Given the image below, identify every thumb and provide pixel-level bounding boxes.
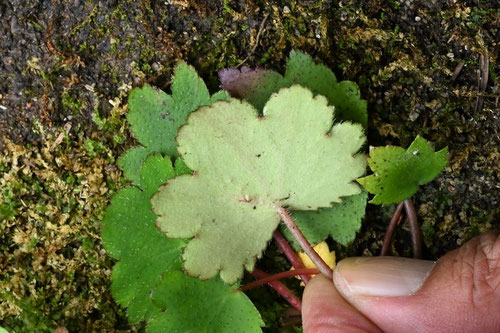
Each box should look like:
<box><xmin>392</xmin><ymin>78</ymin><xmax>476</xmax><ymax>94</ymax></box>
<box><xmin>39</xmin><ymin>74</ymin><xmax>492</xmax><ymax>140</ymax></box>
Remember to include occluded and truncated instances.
<box><xmin>333</xmin><ymin>231</ymin><xmax>500</xmax><ymax>333</ymax></box>
<box><xmin>302</xmin><ymin>274</ymin><xmax>382</xmax><ymax>332</ymax></box>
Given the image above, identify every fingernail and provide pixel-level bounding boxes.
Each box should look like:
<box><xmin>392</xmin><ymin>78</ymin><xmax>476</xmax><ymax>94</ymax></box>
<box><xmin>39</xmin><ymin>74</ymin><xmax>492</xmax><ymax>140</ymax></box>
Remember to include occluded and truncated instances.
<box><xmin>334</xmin><ymin>257</ymin><xmax>436</xmax><ymax>297</ymax></box>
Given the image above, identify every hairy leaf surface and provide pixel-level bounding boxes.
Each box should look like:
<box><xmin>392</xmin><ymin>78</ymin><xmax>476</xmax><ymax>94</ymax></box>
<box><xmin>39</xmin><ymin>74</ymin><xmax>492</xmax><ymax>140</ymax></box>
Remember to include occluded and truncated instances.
<box><xmin>147</xmin><ymin>271</ymin><xmax>263</xmax><ymax>333</ymax></box>
<box><xmin>358</xmin><ymin>136</ymin><xmax>448</xmax><ymax>205</ymax></box>
<box><xmin>219</xmin><ymin>50</ymin><xmax>367</xmax><ymax>127</ymax></box>
<box><xmin>119</xmin><ymin>62</ymin><xmax>229</xmax><ymax>183</ymax></box>
<box><xmin>220</xmin><ymin>51</ymin><xmax>368</xmax><ymax>249</ymax></box>
<box><xmin>152</xmin><ymin>86</ymin><xmax>366</xmax><ymax>283</ymax></box>
<box><xmin>102</xmin><ymin>155</ymin><xmax>188</xmax><ymax>323</ymax></box>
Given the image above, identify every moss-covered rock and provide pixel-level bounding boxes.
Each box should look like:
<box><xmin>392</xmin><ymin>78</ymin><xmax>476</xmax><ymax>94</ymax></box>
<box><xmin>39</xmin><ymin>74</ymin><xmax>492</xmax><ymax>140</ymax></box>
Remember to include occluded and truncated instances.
<box><xmin>0</xmin><ymin>0</ymin><xmax>498</xmax><ymax>331</ymax></box>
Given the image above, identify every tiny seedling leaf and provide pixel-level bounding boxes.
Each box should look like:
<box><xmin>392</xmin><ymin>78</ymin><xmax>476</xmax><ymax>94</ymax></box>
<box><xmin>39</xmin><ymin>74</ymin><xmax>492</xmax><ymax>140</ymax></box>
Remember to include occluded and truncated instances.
<box><xmin>102</xmin><ymin>154</ymin><xmax>188</xmax><ymax>323</ymax></box>
<box><xmin>152</xmin><ymin>85</ymin><xmax>366</xmax><ymax>283</ymax></box>
<box><xmin>120</xmin><ymin>62</ymin><xmax>229</xmax><ymax>184</ymax></box>
<box><xmin>219</xmin><ymin>50</ymin><xmax>367</xmax><ymax>127</ymax></box>
<box><xmin>147</xmin><ymin>271</ymin><xmax>263</xmax><ymax>333</ymax></box>
<box><xmin>282</xmin><ymin>191</ymin><xmax>368</xmax><ymax>248</ymax></box>
<box><xmin>357</xmin><ymin>136</ymin><xmax>448</xmax><ymax>205</ymax></box>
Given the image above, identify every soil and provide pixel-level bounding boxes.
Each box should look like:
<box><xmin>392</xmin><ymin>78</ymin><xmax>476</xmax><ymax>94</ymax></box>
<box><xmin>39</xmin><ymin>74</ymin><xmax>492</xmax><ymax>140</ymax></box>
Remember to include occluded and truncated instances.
<box><xmin>0</xmin><ymin>0</ymin><xmax>499</xmax><ymax>331</ymax></box>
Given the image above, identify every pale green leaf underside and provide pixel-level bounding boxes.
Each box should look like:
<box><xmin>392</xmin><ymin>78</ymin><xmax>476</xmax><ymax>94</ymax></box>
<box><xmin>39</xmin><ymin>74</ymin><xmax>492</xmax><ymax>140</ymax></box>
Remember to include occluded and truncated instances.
<box><xmin>121</xmin><ymin>62</ymin><xmax>229</xmax><ymax>184</ymax></box>
<box><xmin>147</xmin><ymin>271</ymin><xmax>263</xmax><ymax>333</ymax></box>
<box><xmin>102</xmin><ymin>155</ymin><xmax>186</xmax><ymax>323</ymax></box>
<box><xmin>152</xmin><ymin>85</ymin><xmax>366</xmax><ymax>283</ymax></box>
<box><xmin>283</xmin><ymin>191</ymin><xmax>368</xmax><ymax>248</ymax></box>
<box><xmin>358</xmin><ymin>136</ymin><xmax>448</xmax><ymax>205</ymax></box>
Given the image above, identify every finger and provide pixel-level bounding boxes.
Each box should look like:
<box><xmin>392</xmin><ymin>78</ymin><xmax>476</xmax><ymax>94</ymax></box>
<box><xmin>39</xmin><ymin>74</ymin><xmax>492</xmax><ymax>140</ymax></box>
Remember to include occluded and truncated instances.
<box><xmin>302</xmin><ymin>274</ymin><xmax>382</xmax><ymax>333</ymax></box>
<box><xmin>334</xmin><ymin>231</ymin><xmax>500</xmax><ymax>333</ymax></box>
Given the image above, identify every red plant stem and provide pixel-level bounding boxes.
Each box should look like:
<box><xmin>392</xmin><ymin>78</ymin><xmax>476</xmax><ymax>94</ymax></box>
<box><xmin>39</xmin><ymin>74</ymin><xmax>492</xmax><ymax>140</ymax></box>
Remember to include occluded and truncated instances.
<box><xmin>248</xmin><ymin>269</ymin><xmax>304</xmax><ymax>311</ymax></box>
<box><xmin>381</xmin><ymin>202</ymin><xmax>404</xmax><ymax>256</ymax></box>
<box><xmin>277</xmin><ymin>207</ymin><xmax>333</xmax><ymax>279</ymax></box>
<box><xmin>404</xmin><ymin>199</ymin><xmax>422</xmax><ymax>259</ymax></box>
<box><xmin>273</xmin><ymin>231</ymin><xmax>311</xmax><ymax>284</ymax></box>
<box><xmin>243</xmin><ymin>268</ymin><xmax>320</xmax><ymax>292</ymax></box>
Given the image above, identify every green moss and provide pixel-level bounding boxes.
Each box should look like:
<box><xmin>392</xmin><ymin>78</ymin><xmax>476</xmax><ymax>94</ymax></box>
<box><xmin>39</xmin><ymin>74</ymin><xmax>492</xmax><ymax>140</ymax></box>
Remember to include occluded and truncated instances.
<box><xmin>0</xmin><ymin>201</ymin><xmax>18</xmax><ymax>220</ymax></box>
<box><xmin>83</xmin><ymin>139</ymin><xmax>105</xmax><ymax>157</ymax></box>
<box><xmin>0</xmin><ymin>117</ymin><xmax>130</xmax><ymax>331</ymax></box>
<box><xmin>61</xmin><ymin>91</ymin><xmax>83</xmax><ymax>112</ymax></box>
<box><xmin>223</xmin><ymin>0</ymin><xmax>232</xmax><ymax>15</ymax></box>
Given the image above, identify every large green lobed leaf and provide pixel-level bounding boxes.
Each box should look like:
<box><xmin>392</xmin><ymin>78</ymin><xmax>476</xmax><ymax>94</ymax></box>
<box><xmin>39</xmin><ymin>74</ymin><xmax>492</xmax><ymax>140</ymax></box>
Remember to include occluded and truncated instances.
<box><xmin>102</xmin><ymin>155</ymin><xmax>187</xmax><ymax>323</ymax></box>
<box><xmin>103</xmin><ymin>155</ymin><xmax>262</xmax><ymax>330</ymax></box>
<box><xmin>119</xmin><ymin>62</ymin><xmax>229</xmax><ymax>184</ymax></box>
<box><xmin>152</xmin><ymin>85</ymin><xmax>366</xmax><ymax>283</ymax></box>
<box><xmin>147</xmin><ymin>271</ymin><xmax>263</xmax><ymax>333</ymax></box>
<box><xmin>358</xmin><ymin>136</ymin><xmax>448</xmax><ymax>205</ymax></box>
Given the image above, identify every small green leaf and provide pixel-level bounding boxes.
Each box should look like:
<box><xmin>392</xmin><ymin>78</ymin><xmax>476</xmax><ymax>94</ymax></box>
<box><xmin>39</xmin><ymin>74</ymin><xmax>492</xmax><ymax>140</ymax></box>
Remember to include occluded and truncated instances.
<box><xmin>358</xmin><ymin>136</ymin><xmax>448</xmax><ymax>205</ymax></box>
<box><xmin>147</xmin><ymin>271</ymin><xmax>263</xmax><ymax>333</ymax></box>
<box><xmin>121</xmin><ymin>62</ymin><xmax>229</xmax><ymax>183</ymax></box>
<box><xmin>102</xmin><ymin>155</ymin><xmax>186</xmax><ymax>323</ymax></box>
<box><xmin>152</xmin><ymin>86</ymin><xmax>366</xmax><ymax>283</ymax></box>
<box><xmin>219</xmin><ymin>50</ymin><xmax>367</xmax><ymax>127</ymax></box>
<box><xmin>283</xmin><ymin>191</ymin><xmax>368</xmax><ymax>248</ymax></box>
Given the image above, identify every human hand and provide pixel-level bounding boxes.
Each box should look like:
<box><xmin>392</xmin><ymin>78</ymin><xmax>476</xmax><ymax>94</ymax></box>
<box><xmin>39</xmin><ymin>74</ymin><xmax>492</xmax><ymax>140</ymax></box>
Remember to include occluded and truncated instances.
<box><xmin>302</xmin><ymin>231</ymin><xmax>500</xmax><ymax>332</ymax></box>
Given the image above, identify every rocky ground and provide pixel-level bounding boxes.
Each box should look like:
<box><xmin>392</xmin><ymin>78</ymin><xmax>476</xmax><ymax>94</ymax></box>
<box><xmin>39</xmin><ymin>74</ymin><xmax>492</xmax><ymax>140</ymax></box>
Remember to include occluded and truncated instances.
<box><xmin>0</xmin><ymin>0</ymin><xmax>499</xmax><ymax>331</ymax></box>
